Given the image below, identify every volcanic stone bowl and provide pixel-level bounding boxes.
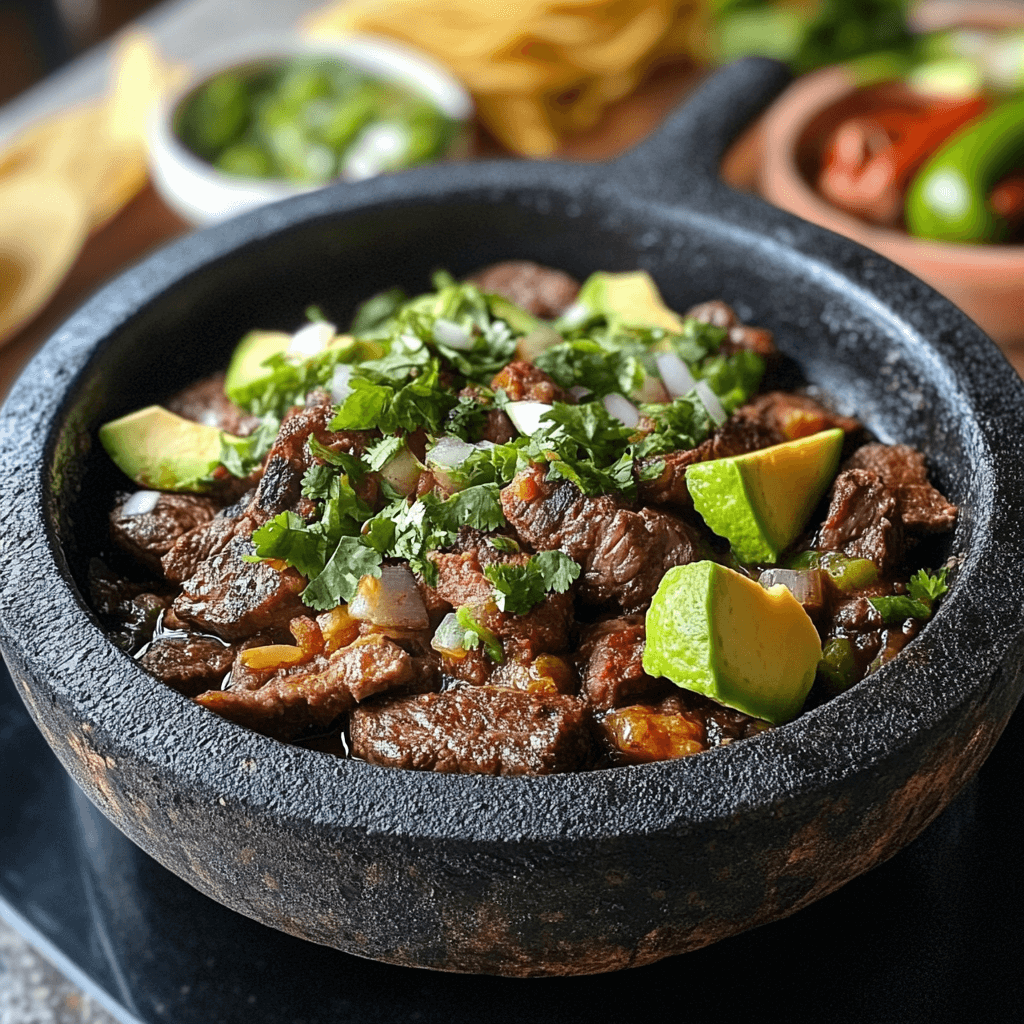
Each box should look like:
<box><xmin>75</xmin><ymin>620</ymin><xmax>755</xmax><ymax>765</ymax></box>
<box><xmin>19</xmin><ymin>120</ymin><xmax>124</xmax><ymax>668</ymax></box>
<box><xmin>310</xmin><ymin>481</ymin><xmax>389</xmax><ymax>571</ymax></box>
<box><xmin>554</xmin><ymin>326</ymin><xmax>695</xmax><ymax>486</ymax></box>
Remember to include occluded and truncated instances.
<box><xmin>2</xmin><ymin>59</ymin><xmax>1024</xmax><ymax>978</ymax></box>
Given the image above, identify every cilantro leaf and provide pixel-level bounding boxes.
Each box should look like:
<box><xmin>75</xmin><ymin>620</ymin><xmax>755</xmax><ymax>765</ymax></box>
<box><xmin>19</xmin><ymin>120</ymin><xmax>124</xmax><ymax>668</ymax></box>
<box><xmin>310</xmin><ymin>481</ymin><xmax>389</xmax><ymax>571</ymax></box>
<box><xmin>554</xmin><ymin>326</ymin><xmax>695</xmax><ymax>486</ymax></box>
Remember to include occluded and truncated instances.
<box><xmin>908</xmin><ymin>567</ymin><xmax>949</xmax><ymax>604</ymax></box>
<box><xmin>534</xmin><ymin>338</ymin><xmax>641</xmax><ymax>398</ymax></box>
<box><xmin>868</xmin><ymin>595</ymin><xmax>932</xmax><ymax>625</ymax></box>
<box><xmin>483</xmin><ymin>551</ymin><xmax>580</xmax><ymax>615</ymax></box>
<box><xmin>632</xmin><ymin>395</ymin><xmax>712</xmax><ymax>459</ymax></box>
<box><xmin>219</xmin><ymin>414</ymin><xmax>279</xmax><ymax>478</ymax></box>
<box><xmin>362</xmin><ymin>435</ymin><xmax>406</xmax><ymax>472</ymax></box>
<box><xmin>301</xmin><ymin>536</ymin><xmax>382</xmax><ymax>610</ymax></box>
<box><xmin>422</xmin><ymin>484</ymin><xmax>506</xmax><ymax>536</ymax></box>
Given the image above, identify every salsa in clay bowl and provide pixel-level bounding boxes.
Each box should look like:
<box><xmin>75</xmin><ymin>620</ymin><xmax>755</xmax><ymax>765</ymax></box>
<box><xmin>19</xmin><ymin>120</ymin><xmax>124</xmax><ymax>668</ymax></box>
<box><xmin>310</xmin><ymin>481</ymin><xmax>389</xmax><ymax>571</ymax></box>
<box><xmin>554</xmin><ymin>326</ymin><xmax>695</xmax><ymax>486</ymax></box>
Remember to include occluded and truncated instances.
<box><xmin>0</xmin><ymin>59</ymin><xmax>1023</xmax><ymax>977</ymax></box>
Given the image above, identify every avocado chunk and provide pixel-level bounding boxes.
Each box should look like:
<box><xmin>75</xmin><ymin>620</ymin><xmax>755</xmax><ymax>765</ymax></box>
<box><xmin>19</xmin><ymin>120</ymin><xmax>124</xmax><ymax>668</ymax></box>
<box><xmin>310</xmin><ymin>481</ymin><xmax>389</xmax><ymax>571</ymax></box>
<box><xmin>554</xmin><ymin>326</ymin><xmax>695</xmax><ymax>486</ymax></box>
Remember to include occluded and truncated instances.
<box><xmin>485</xmin><ymin>293</ymin><xmax>542</xmax><ymax>335</ymax></box>
<box><xmin>224</xmin><ymin>328</ymin><xmax>356</xmax><ymax>408</ymax></box>
<box><xmin>643</xmin><ymin>561</ymin><xmax>822</xmax><ymax>724</ymax></box>
<box><xmin>685</xmin><ymin>428</ymin><xmax>844</xmax><ymax>564</ymax></box>
<box><xmin>99</xmin><ymin>406</ymin><xmax>234</xmax><ymax>492</ymax></box>
<box><xmin>576</xmin><ymin>270</ymin><xmax>683</xmax><ymax>332</ymax></box>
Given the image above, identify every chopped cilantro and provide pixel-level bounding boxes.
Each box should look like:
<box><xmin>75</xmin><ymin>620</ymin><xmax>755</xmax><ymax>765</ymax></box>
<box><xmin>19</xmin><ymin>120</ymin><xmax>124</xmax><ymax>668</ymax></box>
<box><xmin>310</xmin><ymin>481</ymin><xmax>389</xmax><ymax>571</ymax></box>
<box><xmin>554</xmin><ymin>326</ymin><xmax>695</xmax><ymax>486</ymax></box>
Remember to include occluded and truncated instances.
<box><xmin>487</xmin><ymin>536</ymin><xmax>520</xmax><ymax>554</ymax></box>
<box><xmin>632</xmin><ymin>395</ymin><xmax>712</xmax><ymax>460</ymax></box>
<box><xmin>331</xmin><ymin>361</ymin><xmax>456</xmax><ymax>435</ymax></box>
<box><xmin>534</xmin><ymin>338</ymin><xmax>641</xmax><ymax>398</ymax></box>
<box><xmin>301</xmin><ymin>536</ymin><xmax>382</xmax><ymax>610</ymax></box>
<box><xmin>869</xmin><ymin>568</ymin><xmax>949</xmax><ymax>625</ymax></box>
<box><xmin>349</xmin><ymin>287</ymin><xmax>406</xmax><ymax>334</ymax></box>
<box><xmin>483</xmin><ymin>550</ymin><xmax>581</xmax><ymax>615</ymax></box>
<box><xmin>219</xmin><ymin>414</ymin><xmax>279</xmax><ymax>478</ymax></box>
<box><xmin>908</xmin><ymin>567</ymin><xmax>949</xmax><ymax>604</ymax></box>
<box><xmin>362</xmin><ymin>435</ymin><xmax>406</xmax><ymax>472</ymax></box>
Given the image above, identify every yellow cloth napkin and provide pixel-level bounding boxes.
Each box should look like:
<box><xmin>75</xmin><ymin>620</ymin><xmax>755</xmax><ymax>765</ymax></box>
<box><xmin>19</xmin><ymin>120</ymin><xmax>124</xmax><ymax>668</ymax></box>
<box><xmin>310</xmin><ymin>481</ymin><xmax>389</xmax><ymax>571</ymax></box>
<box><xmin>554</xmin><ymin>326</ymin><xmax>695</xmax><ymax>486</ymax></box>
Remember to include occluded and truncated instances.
<box><xmin>304</xmin><ymin>0</ymin><xmax>708</xmax><ymax>156</ymax></box>
<box><xmin>0</xmin><ymin>31</ymin><xmax>186</xmax><ymax>343</ymax></box>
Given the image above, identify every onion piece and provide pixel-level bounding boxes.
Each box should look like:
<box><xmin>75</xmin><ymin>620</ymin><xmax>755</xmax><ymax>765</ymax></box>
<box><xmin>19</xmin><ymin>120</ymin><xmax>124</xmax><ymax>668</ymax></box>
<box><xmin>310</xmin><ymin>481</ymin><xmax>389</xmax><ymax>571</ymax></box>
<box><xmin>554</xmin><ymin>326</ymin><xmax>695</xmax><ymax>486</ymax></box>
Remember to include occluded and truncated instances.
<box><xmin>349</xmin><ymin>565</ymin><xmax>429</xmax><ymax>631</ymax></box>
<box><xmin>558</xmin><ymin>301</ymin><xmax>590</xmax><ymax>328</ymax></box>
<box><xmin>427</xmin><ymin>435</ymin><xmax>476</xmax><ymax>469</ymax></box>
<box><xmin>655</xmin><ymin>351</ymin><xmax>697</xmax><ymax>398</ymax></box>
<box><xmin>433</xmin><ymin>318</ymin><xmax>474</xmax><ymax>351</ymax></box>
<box><xmin>568</xmin><ymin>384</ymin><xmax>591</xmax><ymax>402</ymax></box>
<box><xmin>602</xmin><ymin>392</ymin><xmax>640</xmax><ymax>428</ymax></box>
<box><xmin>431</xmin><ymin>611</ymin><xmax>468</xmax><ymax>656</ymax></box>
<box><xmin>121</xmin><ymin>490</ymin><xmax>161</xmax><ymax>516</ymax></box>
<box><xmin>505</xmin><ymin>400</ymin><xmax>553</xmax><ymax>437</ymax></box>
<box><xmin>759</xmin><ymin>568</ymin><xmax>825</xmax><ymax>610</ymax></box>
<box><xmin>380</xmin><ymin>445</ymin><xmax>422</xmax><ymax>496</ymax></box>
<box><xmin>288</xmin><ymin>321</ymin><xmax>335</xmax><ymax>358</ymax></box>
<box><xmin>516</xmin><ymin>325</ymin><xmax>562</xmax><ymax>363</ymax></box>
<box><xmin>330</xmin><ymin>363</ymin><xmax>354</xmax><ymax>404</ymax></box>
<box><xmin>695</xmin><ymin>380</ymin><xmax>728</xmax><ymax>426</ymax></box>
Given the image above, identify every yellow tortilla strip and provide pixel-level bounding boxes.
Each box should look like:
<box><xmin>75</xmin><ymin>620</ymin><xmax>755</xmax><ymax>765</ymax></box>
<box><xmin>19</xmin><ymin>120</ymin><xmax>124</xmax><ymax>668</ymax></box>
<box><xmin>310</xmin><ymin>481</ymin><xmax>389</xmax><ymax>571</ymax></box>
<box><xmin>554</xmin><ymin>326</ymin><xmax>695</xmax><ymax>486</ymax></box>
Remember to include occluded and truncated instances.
<box><xmin>0</xmin><ymin>173</ymin><xmax>89</xmax><ymax>342</ymax></box>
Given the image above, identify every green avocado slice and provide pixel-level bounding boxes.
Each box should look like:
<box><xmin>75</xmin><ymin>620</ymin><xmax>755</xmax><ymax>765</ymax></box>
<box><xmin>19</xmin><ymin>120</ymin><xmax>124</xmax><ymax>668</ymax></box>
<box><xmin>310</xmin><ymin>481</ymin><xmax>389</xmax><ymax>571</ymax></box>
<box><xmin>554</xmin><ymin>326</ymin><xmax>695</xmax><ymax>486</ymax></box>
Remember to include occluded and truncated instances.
<box><xmin>99</xmin><ymin>406</ymin><xmax>236</xmax><ymax>493</ymax></box>
<box><xmin>575</xmin><ymin>270</ymin><xmax>684</xmax><ymax>332</ymax></box>
<box><xmin>685</xmin><ymin>428</ymin><xmax>844</xmax><ymax>564</ymax></box>
<box><xmin>643</xmin><ymin>561</ymin><xmax>822</xmax><ymax>724</ymax></box>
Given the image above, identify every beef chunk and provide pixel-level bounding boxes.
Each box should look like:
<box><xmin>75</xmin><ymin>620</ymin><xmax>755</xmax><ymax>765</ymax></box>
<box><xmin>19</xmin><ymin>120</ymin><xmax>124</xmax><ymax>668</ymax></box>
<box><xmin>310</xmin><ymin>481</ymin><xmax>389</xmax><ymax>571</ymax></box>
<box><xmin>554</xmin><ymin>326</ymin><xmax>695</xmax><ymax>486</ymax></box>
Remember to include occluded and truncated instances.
<box><xmin>576</xmin><ymin>617</ymin><xmax>667</xmax><ymax>709</ymax></box>
<box><xmin>196</xmin><ymin>636</ymin><xmax>420</xmax><ymax>741</ymax></box>
<box><xmin>502</xmin><ymin>467</ymin><xmax>704</xmax><ymax>612</ymax></box>
<box><xmin>165</xmin><ymin>371</ymin><xmax>260</xmax><ymax>436</ymax></box>
<box><xmin>683</xmin><ymin>299</ymin><xmax>777</xmax><ymax>359</ymax></box>
<box><xmin>843</xmin><ymin>444</ymin><xmax>957</xmax><ymax>533</ymax></box>
<box><xmin>744</xmin><ymin>391</ymin><xmax>861</xmax><ymax>441</ymax></box>
<box><xmin>139</xmin><ymin>634</ymin><xmax>235</xmax><ymax>696</ymax></box>
<box><xmin>637</xmin><ymin>409</ymin><xmax>783</xmax><ymax>509</ymax></box>
<box><xmin>490</xmin><ymin>361</ymin><xmax>567</xmax><ymax>403</ymax></box>
<box><xmin>88</xmin><ymin>559</ymin><xmax>169</xmax><ymax>650</ymax></box>
<box><xmin>350</xmin><ymin>686</ymin><xmax>593</xmax><ymax>775</ymax></box>
<box><xmin>818</xmin><ymin>445</ymin><xmax>957</xmax><ymax>569</ymax></box>
<box><xmin>172</xmin><ymin>533</ymin><xmax>307</xmax><ymax>641</ymax></box>
<box><xmin>818</xmin><ymin>468</ymin><xmax>904</xmax><ymax>570</ymax></box>
<box><xmin>110</xmin><ymin>493</ymin><xmax>221</xmax><ymax>573</ymax></box>
<box><xmin>467</xmin><ymin>261</ymin><xmax>580</xmax><ymax>318</ymax></box>
<box><xmin>161</xmin><ymin>514</ymin><xmax>245</xmax><ymax>583</ymax></box>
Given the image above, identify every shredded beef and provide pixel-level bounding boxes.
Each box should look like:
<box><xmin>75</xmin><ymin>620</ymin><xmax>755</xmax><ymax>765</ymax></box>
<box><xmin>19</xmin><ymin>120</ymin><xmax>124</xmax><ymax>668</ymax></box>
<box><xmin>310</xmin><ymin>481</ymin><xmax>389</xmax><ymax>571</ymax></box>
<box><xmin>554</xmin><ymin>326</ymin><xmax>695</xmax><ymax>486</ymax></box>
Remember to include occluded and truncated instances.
<box><xmin>350</xmin><ymin>685</ymin><xmax>594</xmax><ymax>775</ymax></box>
<box><xmin>467</xmin><ymin>261</ymin><xmax>580</xmax><ymax>319</ymax></box>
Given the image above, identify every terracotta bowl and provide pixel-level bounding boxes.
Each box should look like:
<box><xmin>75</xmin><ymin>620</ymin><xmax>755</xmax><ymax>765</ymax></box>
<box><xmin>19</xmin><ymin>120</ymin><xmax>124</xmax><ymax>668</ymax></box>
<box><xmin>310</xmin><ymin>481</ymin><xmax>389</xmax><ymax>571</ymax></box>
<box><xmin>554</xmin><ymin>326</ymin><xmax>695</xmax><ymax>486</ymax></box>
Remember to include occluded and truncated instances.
<box><xmin>757</xmin><ymin>63</ymin><xmax>1024</xmax><ymax>363</ymax></box>
<box><xmin>2</xmin><ymin>60</ymin><xmax>1024</xmax><ymax>977</ymax></box>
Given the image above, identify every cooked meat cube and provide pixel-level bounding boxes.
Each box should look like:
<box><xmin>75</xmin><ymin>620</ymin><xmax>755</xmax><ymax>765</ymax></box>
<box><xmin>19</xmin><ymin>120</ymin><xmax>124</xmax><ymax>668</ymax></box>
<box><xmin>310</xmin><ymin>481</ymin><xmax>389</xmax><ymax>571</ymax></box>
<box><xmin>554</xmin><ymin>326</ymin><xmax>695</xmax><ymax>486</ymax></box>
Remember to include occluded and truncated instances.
<box><xmin>743</xmin><ymin>391</ymin><xmax>861</xmax><ymax>442</ymax></box>
<box><xmin>490</xmin><ymin>361</ymin><xmax>567</xmax><ymax>403</ymax></box>
<box><xmin>172</xmin><ymin>534</ymin><xmax>307</xmax><ymax>641</ymax></box>
<box><xmin>161</xmin><ymin>514</ymin><xmax>246</xmax><ymax>583</ymax></box>
<box><xmin>88</xmin><ymin>558</ymin><xmax>169</xmax><ymax>650</ymax></box>
<box><xmin>843</xmin><ymin>443</ymin><xmax>958</xmax><ymax>533</ymax></box>
<box><xmin>683</xmin><ymin>299</ymin><xmax>777</xmax><ymax>358</ymax></box>
<box><xmin>110</xmin><ymin>492</ymin><xmax>221</xmax><ymax>573</ymax></box>
<box><xmin>351</xmin><ymin>686</ymin><xmax>593</xmax><ymax>775</ymax></box>
<box><xmin>501</xmin><ymin>466</ymin><xmax>704</xmax><ymax>612</ymax></box>
<box><xmin>139</xmin><ymin>634</ymin><xmax>236</xmax><ymax>696</ymax></box>
<box><xmin>165</xmin><ymin>371</ymin><xmax>260</xmax><ymax>436</ymax></box>
<box><xmin>467</xmin><ymin>260</ymin><xmax>580</xmax><ymax>319</ymax></box>
<box><xmin>482</xmin><ymin>409</ymin><xmax>516</xmax><ymax>444</ymax></box>
<box><xmin>576</xmin><ymin>617</ymin><xmax>668</xmax><ymax>709</ymax></box>
<box><xmin>819</xmin><ymin>445</ymin><xmax>957</xmax><ymax>569</ymax></box>
<box><xmin>196</xmin><ymin>635</ymin><xmax>420</xmax><ymax>741</ymax></box>
<box><xmin>637</xmin><ymin>410</ymin><xmax>783</xmax><ymax>509</ymax></box>
<box><xmin>818</xmin><ymin>468</ymin><xmax>904</xmax><ymax>570</ymax></box>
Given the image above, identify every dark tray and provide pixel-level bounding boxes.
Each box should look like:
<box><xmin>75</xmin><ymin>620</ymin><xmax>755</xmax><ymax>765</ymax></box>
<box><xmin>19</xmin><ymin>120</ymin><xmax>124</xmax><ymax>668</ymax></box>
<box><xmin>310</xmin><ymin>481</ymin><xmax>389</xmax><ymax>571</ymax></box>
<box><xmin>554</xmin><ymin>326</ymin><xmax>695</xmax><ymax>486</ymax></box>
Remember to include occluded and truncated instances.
<box><xmin>2</xmin><ymin>653</ymin><xmax>1022</xmax><ymax>1024</ymax></box>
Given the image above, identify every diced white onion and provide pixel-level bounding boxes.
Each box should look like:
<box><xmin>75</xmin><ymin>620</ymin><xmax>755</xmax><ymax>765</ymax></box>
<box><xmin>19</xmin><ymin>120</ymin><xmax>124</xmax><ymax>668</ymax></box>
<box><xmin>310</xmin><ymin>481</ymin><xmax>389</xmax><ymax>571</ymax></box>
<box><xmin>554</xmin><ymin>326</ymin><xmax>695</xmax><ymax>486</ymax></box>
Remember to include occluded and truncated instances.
<box><xmin>432</xmin><ymin>318</ymin><xmax>474</xmax><ymax>351</ymax></box>
<box><xmin>655</xmin><ymin>352</ymin><xmax>697</xmax><ymax>398</ymax></box>
<box><xmin>431</xmin><ymin>611</ymin><xmax>467</xmax><ymax>655</ymax></box>
<box><xmin>695</xmin><ymin>380</ymin><xmax>728</xmax><ymax>425</ymax></box>
<box><xmin>602</xmin><ymin>392</ymin><xmax>640</xmax><ymax>429</ymax></box>
<box><xmin>504</xmin><ymin>400</ymin><xmax>553</xmax><ymax>437</ymax></box>
<box><xmin>427</xmin><ymin>435</ymin><xmax>476</xmax><ymax>469</ymax></box>
<box><xmin>349</xmin><ymin>565</ymin><xmax>429</xmax><ymax>630</ymax></box>
<box><xmin>380</xmin><ymin>446</ymin><xmax>422</xmax><ymax>496</ymax></box>
<box><xmin>330</xmin><ymin>363</ymin><xmax>354</xmax><ymax>403</ymax></box>
<box><xmin>759</xmin><ymin>568</ymin><xmax>824</xmax><ymax>607</ymax></box>
<box><xmin>121</xmin><ymin>490</ymin><xmax>161</xmax><ymax>516</ymax></box>
<box><xmin>288</xmin><ymin>321</ymin><xmax>336</xmax><ymax>358</ymax></box>
<box><xmin>568</xmin><ymin>384</ymin><xmax>591</xmax><ymax>402</ymax></box>
<box><xmin>559</xmin><ymin>301</ymin><xmax>590</xmax><ymax>328</ymax></box>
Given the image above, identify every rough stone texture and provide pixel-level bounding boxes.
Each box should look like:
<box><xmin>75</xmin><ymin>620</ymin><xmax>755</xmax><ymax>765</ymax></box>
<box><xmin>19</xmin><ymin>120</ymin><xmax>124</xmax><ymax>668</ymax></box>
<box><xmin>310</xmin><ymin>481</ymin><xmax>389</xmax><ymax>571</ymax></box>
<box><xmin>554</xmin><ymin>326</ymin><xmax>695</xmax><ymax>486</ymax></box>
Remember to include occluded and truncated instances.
<box><xmin>1</xmin><ymin>58</ymin><xmax>1024</xmax><ymax>977</ymax></box>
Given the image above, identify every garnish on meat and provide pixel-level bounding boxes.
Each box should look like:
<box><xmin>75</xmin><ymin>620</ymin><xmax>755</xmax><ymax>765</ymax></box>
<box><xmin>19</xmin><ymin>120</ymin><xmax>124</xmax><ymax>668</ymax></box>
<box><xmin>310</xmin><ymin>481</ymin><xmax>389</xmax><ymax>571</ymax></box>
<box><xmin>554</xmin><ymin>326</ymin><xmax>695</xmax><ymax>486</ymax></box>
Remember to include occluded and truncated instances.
<box><xmin>93</xmin><ymin>261</ymin><xmax>958</xmax><ymax>774</ymax></box>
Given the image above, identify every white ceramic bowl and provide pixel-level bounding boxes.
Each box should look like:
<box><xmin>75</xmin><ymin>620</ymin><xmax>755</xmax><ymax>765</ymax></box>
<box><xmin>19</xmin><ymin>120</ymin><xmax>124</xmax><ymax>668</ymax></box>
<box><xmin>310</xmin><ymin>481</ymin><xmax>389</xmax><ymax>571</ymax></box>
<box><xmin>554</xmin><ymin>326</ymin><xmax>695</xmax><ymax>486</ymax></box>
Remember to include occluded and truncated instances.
<box><xmin>147</xmin><ymin>34</ymin><xmax>473</xmax><ymax>227</ymax></box>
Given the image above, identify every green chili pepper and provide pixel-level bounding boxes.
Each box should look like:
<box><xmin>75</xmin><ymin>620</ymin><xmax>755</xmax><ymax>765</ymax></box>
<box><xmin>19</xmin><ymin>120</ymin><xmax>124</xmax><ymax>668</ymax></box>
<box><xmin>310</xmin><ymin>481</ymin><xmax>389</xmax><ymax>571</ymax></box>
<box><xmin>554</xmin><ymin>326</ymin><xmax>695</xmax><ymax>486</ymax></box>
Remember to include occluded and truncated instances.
<box><xmin>905</xmin><ymin>97</ymin><xmax>1024</xmax><ymax>243</ymax></box>
<box><xmin>817</xmin><ymin>637</ymin><xmax>858</xmax><ymax>696</ymax></box>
